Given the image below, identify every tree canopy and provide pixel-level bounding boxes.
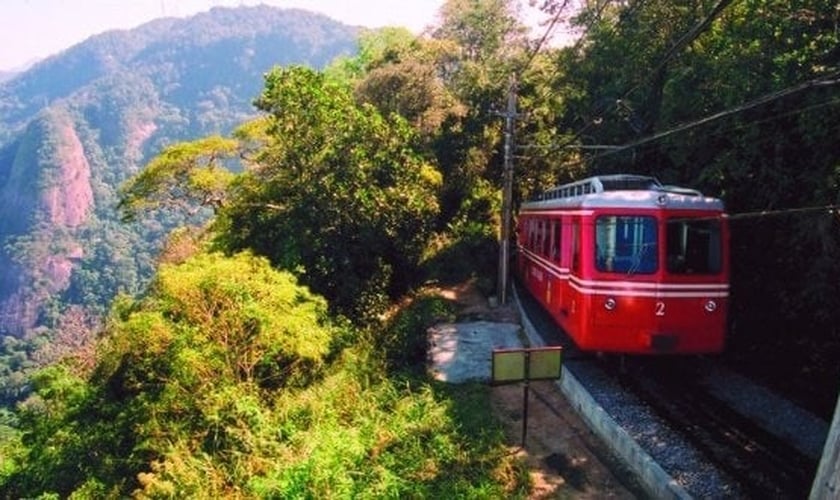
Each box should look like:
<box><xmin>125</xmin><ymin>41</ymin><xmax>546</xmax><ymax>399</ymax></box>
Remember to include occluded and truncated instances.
<box><xmin>217</xmin><ymin>66</ymin><xmax>443</xmax><ymax>320</ymax></box>
<box><xmin>2</xmin><ymin>250</ymin><xmax>528</xmax><ymax>498</ymax></box>
<box><xmin>117</xmin><ymin>135</ymin><xmax>239</xmax><ymax>221</ymax></box>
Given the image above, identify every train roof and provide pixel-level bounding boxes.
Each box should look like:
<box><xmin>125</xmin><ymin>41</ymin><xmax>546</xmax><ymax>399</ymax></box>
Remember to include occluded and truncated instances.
<box><xmin>521</xmin><ymin>174</ymin><xmax>725</xmax><ymax>212</ymax></box>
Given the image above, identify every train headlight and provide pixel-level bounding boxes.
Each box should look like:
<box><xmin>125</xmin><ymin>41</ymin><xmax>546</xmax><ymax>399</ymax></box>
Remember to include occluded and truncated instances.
<box><xmin>604</xmin><ymin>297</ymin><xmax>617</xmax><ymax>311</ymax></box>
<box><xmin>704</xmin><ymin>300</ymin><xmax>718</xmax><ymax>313</ymax></box>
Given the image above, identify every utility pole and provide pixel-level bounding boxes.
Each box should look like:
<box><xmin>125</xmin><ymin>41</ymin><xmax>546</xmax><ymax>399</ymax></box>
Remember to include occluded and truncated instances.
<box><xmin>498</xmin><ymin>75</ymin><xmax>518</xmax><ymax>305</ymax></box>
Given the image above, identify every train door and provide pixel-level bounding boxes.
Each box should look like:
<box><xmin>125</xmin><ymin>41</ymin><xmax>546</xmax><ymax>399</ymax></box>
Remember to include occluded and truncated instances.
<box><xmin>571</xmin><ymin>218</ymin><xmax>580</xmax><ymax>275</ymax></box>
<box><xmin>519</xmin><ymin>215</ymin><xmax>536</xmax><ymax>280</ymax></box>
<box><xmin>516</xmin><ymin>215</ymin><xmax>529</xmax><ymax>278</ymax></box>
<box><xmin>545</xmin><ymin>218</ymin><xmax>562</xmax><ymax>310</ymax></box>
<box><xmin>562</xmin><ymin>217</ymin><xmax>582</xmax><ymax>338</ymax></box>
<box><xmin>522</xmin><ymin>216</ymin><xmax>550</xmax><ymax>308</ymax></box>
<box><xmin>538</xmin><ymin>217</ymin><xmax>551</xmax><ymax>306</ymax></box>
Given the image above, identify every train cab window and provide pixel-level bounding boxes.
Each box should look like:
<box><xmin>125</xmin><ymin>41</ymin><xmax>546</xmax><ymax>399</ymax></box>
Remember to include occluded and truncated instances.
<box><xmin>596</xmin><ymin>216</ymin><xmax>658</xmax><ymax>274</ymax></box>
<box><xmin>667</xmin><ymin>218</ymin><xmax>722</xmax><ymax>274</ymax></box>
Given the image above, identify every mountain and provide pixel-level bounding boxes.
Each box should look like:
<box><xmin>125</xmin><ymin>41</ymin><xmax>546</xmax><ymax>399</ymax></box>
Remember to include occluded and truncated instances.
<box><xmin>0</xmin><ymin>6</ymin><xmax>360</xmax><ymax>337</ymax></box>
<box><xmin>0</xmin><ymin>70</ymin><xmax>19</xmax><ymax>83</ymax></box>
<box><xmin>0</xmin><ymin>58</ymin><xmax>38</xmax><ymax>83</ymax></box>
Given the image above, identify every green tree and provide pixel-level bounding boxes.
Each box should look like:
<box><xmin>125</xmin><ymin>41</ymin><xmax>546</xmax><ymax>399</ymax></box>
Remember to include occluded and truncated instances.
<box><xmin>434</xmin><ymin>0</ymin><xmax>528</xmax><ymax>64</ymax></box>
<box><xmin>2</xmin><ymin>251</ymin><xmax>529</xmax><ymax>498</ymax></box>
<box><xmin>218</xmin><ymin>66</ymin><xmax>442</xmax><ymax>321</ymax></box>
<box><xmin>350</xmin><ymin>30</ymin><xmax>467</xmax><ymax>136</ymax></box>
<box><xmin>3</xmin><ymin>252</ymin><xmax>339</xmax><ymax>497</ymax></box>
<box><xmin>427</xmin><ymin>0</ymin><xmax>529</xmax><ymax>226</ymax></box>
<box><xmin>117</xmin><ymin>135</ymin><xmax>239</xmax><ymax>222</ymax></box>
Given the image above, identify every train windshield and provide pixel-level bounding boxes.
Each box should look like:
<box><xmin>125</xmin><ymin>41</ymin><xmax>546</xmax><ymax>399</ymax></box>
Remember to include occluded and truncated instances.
<box><xmin>595</xmin><ymin>216</ymin><xmax>658</xmax><ymax>274</ymax></box>
<box><xmin>666</xmin><ymin>217</ymin><xmax>722</xmax><ymax>274</ymax></box>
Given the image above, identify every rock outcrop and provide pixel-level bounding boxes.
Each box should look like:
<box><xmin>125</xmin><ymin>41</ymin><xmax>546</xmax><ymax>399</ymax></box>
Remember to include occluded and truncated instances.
<box><xmin>0</xmin><ymin>108</ymin><xmax>92</xmax><ymax>335</ymax></box>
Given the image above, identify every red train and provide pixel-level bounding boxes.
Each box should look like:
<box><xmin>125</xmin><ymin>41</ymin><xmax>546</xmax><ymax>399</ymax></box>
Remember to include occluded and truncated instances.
<box><xmin>515</xmin><ymin>174</ymin><xmax>729</xmax><ymax>354</ymax></box>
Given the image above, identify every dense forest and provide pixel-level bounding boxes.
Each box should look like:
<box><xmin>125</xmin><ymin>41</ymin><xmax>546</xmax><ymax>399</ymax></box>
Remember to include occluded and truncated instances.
<box><xmin>0</xmin><ymin>6</ymin><xmax>359</xmax><ymax>402</ymax></box>
<box><xmin>0</xmin><ymin>5</ymin><xmax>359</xmax><ymax>331</ymax></box>
<box><xmin>1</xmin><ymin>0</ymin><xmax>839</xmax><ymax>497</ymax></box>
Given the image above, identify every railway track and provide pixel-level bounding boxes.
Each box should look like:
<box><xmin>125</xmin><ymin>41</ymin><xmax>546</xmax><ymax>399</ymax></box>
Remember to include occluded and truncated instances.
<box><xmin>609</xmin><ymin>358</ymin><xmax>818</xmax><ymax>498</ymax></box>
<box><xmin>514</xmin><ymin>280</ymin><xmax>823</xmax><ymax>498</ymax></box>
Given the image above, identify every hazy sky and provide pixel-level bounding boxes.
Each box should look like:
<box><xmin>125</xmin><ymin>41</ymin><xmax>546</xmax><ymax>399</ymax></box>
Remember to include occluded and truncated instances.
<box><xmin>0</xmin><ymin>0</ymin><xmax>450</xmax><ymax>71</ymax></box>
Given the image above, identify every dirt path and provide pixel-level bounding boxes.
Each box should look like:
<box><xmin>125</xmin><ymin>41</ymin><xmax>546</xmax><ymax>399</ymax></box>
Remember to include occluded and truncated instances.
<box><xmin>435</xmin><ymin>280</ymin><xmax>644</xmax><ymax>499</ymax></box>
<box><xmin>491</xmin><ymin>381</ymin><xmax>642</xmax><ymax>499</ymax></box>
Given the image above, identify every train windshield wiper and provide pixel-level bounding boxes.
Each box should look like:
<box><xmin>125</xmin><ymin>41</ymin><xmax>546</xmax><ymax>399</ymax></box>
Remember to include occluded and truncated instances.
<box><xmin>627</xmin><ymin>243</ymin><xmax>649</xmax><ymax>275</ymax></box>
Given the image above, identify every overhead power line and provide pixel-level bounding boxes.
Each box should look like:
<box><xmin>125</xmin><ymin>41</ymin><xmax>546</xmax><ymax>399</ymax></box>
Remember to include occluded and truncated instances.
<box><xmin>622</xmin><ymin>0</ymin><xmax>734</xmax><ymax>99</ymax></box>
<box><xmin>539</xmin><ymin>0</ymin><xmax>735</xmax><ymax>154</ymax></box>
<box><xmin>727</xmin><ymin>204</ymin><xmax>840</xmax><ymax>221</ymax></box>
<box><xmin>522</xmin><ymin>71</ymin><xmax>840</xmax><ymax>164</ymax></box>
<box><xmin>578</xmin><ymin>71</ymin><xmax>840</xmax><ymax>163</ymax></box>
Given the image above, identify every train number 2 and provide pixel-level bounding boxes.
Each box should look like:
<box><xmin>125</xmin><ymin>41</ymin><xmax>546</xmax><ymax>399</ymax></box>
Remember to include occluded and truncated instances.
<box><xmin>655</xmin><ymin>301</ymin><xmax>666</xmax><ymax>316</ymax></box>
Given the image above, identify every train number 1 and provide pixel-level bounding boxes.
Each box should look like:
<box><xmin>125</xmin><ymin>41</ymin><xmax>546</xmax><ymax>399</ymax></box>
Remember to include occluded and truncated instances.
<box><xmin>655</xmin><ymin>301</ymin><xmax>666</xmax><ymax>316</ymax></box>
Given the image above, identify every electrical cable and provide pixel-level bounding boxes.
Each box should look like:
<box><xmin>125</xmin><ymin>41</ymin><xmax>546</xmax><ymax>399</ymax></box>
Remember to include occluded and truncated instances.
<box><xmin>621</xmin><ymin>0</ymin><xmax>733</xmax><ymax>100</ymax></box>
<box><xmin>575</xmin><ymin>71</ymin><xmax>840</xmax><ymax>164</ymax></box>
<box><xmin>520</xmin><ymin>0</ymin><xmax>736</xmax><ymax>158</ymax></box>
<box><xmin>727</xmin><ymin>204</ymin><xmax>840</xmax><ymax>221</ymax></box>
<box><xmin>521</xmin><ymin>73</ymin><xmax>840</xmax><ymax>166</ymax></box>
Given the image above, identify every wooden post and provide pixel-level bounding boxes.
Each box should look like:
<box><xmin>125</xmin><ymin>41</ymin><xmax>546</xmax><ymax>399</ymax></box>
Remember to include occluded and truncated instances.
<box><xmin>810</xmin><ymin>389</ymin><xmax>840</xmax><ymax>499</ymax></box>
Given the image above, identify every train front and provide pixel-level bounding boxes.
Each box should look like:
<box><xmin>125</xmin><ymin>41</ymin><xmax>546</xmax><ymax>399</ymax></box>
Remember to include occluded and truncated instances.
<box><xmin>587</xmin><ymin>190</ymin><xmax>730</xmax><ymax>354</ymax></box>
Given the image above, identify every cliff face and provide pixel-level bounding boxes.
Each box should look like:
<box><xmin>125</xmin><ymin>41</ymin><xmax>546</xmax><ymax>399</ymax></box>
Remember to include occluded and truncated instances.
<box><xmin>0</xmin><ymin>108</ymin><xmax>93</xmax><ymax>335</ymax></box>
<box><xmin>43</xmin><ymin>118</ymin><xmax>93</xmax><ymax>228</ymax></box>
<box><xmin>0</xmin><ymin>5</ymin><xmax>358</xmax><ymax>337</ymax></box>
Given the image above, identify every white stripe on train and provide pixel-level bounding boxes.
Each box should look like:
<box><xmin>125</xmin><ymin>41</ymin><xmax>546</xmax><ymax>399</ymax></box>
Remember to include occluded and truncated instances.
<box><xmin>520</xmin><ymin>252</ymin><xmax>729</xmax><ymax>297</ymax></box>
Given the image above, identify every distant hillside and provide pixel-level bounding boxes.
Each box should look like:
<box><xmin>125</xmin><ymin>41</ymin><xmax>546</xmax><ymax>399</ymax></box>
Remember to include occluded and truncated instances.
<box><xmin>0</xmin><ymin>70</ymin><xmax>19</xmax><ymax>83</ymax></box>
<box><xmin>0</xmin><ymin>5</ymin><xmax>359</xmax><ymax>336</ymax></box>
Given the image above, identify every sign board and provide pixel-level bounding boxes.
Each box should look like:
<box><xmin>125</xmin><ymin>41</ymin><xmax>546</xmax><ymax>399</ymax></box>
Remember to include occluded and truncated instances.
<box><xmin>492</xmin><ymin>346</ymin><xmax>563</xmax><ymax>384</ymax></box>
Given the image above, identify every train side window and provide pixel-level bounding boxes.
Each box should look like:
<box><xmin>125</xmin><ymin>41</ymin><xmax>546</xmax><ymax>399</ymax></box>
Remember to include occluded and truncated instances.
<box><xmin>528</xmin><ymin>220</ymin><xmax>536</xmax><ymax>250</ymax></box>
<box><xmin>667</xmin><ymin>218</ymin><xmax>722</xmax><ymax>274</ymax></box>
<box><xmin>571</xmin><ymin>220</ymin><xmax>580</xmax><ymax>272</ymax></box>
<box><xmin>595</xmin><ymin>215</ymin><xmax>658</xmax><ymax>274</ymax></box>
<box><xmin>539</xmin><ymin>219</ymin><xmax>548</xmax><ymax>256</ymax></box>
<box><xmin>551</xmin><ymin>220</ymin><xmax>561</xmax><ymax>261</ymax></box>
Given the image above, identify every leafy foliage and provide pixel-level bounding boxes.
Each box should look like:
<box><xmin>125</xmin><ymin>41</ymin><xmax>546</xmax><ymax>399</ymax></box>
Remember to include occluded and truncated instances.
<box><xmin>1</xmin><ymin>4</ymin><xmax>543</xmax><ymax>497</ymax></box>
<box><xmin>218</xmin><ymin>66</ymin><xmax>442</xmax><ymax>322</ymax></box>
<box><xmin>0</xmin><ymin>6</ymin><xmax>361</xmax><ymax>409</ymax></box>
<box><xmin>6</xmin><ymin>0</ymin><xmax>840</xmax><ymax>495</ymax></box>
<box><xmin>0</xmin><ymin>251</ymin><xmax>528</xmax><ymax>498</ymax></box>
<box><xmin>117</xmin><ymin>135</ymin><xmax>239</xmax><ymax>221</ymax></box>
<box><xmin>331</xmin><ymin>28</ymin><xmax>468</xmax><ymax>136</ymax></box>
<box><xmin>3</xmin><ymin>252</ymin><xmax>336</xmax><ymax>496</ymax></box>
